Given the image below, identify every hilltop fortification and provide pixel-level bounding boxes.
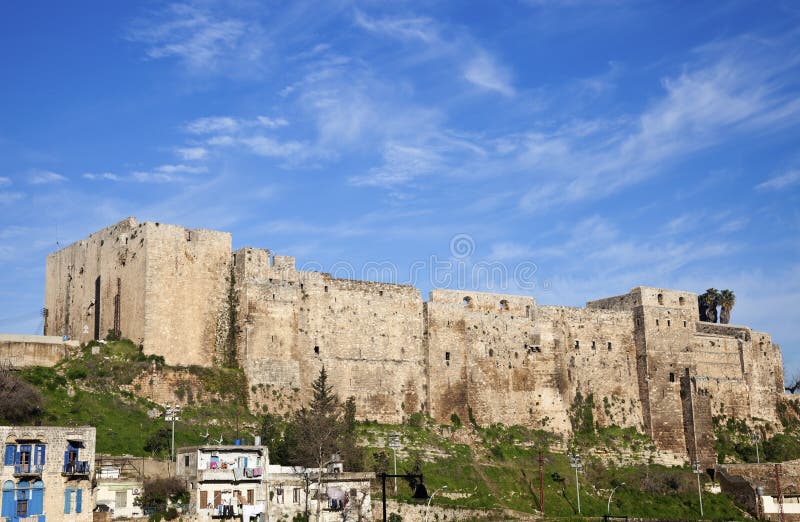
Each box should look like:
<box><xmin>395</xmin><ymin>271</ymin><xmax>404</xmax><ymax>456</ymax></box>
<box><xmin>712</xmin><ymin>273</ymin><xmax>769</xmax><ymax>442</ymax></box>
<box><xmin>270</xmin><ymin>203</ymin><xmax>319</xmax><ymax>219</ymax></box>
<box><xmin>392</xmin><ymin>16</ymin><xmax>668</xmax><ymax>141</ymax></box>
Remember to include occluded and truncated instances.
<box><xmin>44</xmin><ymin>218</ymin><xmax>786</xmax><ymax>466</ymax></box>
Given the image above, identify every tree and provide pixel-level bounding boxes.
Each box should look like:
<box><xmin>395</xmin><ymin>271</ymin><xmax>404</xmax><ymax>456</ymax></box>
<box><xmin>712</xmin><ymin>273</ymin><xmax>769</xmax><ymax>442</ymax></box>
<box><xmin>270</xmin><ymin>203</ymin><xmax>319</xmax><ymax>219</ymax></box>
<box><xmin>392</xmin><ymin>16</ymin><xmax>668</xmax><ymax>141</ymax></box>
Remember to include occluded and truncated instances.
<box><xmin>259</xmin><ymin>411</ymin><xmax>289</xmax><ymax>463</ymax></box>
<box><xmin>699</xmin><ymin>288</ymin><xmax>721</xmax><ymax>323</ymax></box>
<box><xmin>0</xmin><ymin>365</ymin><xmax>43</xmax><ymax>423</ymax></box>
<box><xmin>144</xmin><ymin>427</ymin><xmax>171</xmax><ymax>457</ymax></box>
<box><xmin>786</xmin><ymin>369</ymin><xmax>800</xmax><ymax>394</ymax></box>
<box><xmin>136</xmin><ymin>477</ymin><xmax>187</xmax><ymax>516</ymax></box>
<box><xmin>341</xmin><ymin>396</ymin><xmax>365</xmax><ymax>471</ymax></box>
<box><xmin>288</xmin><ymin>367</ymin><xmax>342</xmax><ymax>522</ymax></box>
<box><xmin>719</xmin><ymin>289</ymin><xmax>736</xmax><ymax>324</ymax></box>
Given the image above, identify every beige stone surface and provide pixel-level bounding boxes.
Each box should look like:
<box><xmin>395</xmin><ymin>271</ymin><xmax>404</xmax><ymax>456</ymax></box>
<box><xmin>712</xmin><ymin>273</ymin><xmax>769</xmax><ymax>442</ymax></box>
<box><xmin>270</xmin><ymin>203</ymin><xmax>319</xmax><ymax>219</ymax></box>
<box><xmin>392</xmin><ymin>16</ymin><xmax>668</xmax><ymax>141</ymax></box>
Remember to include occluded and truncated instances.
<box><xmin>42</xmin><ymin>219</ymin><xmax>787</xmax><ymax>463</ymax></box>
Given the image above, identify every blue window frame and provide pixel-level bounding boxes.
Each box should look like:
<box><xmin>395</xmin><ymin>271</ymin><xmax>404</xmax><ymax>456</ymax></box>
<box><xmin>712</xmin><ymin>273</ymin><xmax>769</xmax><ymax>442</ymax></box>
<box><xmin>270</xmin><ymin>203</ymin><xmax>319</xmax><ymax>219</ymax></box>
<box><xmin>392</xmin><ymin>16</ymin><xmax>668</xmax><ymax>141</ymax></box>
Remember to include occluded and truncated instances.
<box><xmin>64</xmin><ymin>487</ymin><xmax>73</xmax><ymax>514</ymax></box>
<box><xmin>76</xmin><ymin>488</ymin><xmax>82</xmax><ymax>513</ymax></box>
<box><xmin>34</xmin><ymin>445</ymin><xmax>46</xmax><ymax>466</ymax></box>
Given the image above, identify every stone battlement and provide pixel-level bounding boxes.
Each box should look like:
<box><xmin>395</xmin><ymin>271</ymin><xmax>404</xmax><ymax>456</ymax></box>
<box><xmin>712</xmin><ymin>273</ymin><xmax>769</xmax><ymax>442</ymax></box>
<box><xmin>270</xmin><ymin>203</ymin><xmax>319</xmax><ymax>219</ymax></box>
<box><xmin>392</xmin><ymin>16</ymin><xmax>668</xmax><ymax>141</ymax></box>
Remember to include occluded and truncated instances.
<box><xmin>40</xmin><ymin>219</ymin><xmax>787</xmax><ymax>464</ymax></box>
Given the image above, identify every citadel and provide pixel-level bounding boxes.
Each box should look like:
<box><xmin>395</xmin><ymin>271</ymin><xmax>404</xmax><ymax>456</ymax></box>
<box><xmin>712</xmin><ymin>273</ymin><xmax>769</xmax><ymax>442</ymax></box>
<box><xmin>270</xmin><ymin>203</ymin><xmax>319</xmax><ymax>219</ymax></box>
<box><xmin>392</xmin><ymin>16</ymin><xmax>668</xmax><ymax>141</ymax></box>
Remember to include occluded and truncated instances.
<box><xmin>43</xmin><ymin>217</ymin><xmax>786</xmax><ymax>469</ymax></box>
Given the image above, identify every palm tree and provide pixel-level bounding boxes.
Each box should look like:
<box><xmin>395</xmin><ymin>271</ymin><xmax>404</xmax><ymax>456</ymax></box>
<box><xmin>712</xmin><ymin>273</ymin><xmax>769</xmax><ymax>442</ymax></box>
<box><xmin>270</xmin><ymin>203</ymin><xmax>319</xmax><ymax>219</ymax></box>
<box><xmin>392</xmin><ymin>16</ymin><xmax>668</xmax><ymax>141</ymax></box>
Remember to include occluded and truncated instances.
<box><xmin>719</xmin><ymin>289</ymin><xmax>736</xmax><ymax>324</ymax></box>
<box><xmin>699</xmin><ymin>288</ymin><xmax>720</xmax><ymax>323</ymax></box>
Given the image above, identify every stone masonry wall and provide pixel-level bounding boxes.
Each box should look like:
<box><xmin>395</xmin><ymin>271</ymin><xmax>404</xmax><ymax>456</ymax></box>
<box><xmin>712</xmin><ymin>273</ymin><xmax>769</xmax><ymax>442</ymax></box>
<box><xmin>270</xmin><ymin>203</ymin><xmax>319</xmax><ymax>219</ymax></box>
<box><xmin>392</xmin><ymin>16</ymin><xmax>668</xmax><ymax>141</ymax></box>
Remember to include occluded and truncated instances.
<box><xmin>233</xmin><ymin>248</ymin><xmax>426</xmax><ymax>422</ymax></box>
<box><xmin>41</xmin><ymin>220</ymin><xmax>788</xmax><ymax>462</ymax></box>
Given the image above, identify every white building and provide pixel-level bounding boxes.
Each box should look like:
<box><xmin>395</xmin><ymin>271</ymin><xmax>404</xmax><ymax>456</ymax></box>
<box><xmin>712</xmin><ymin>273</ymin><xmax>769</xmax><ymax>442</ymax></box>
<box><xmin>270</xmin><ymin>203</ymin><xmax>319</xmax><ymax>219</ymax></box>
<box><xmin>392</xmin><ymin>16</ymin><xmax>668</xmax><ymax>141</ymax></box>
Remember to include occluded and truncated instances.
<box><xmin>93</xmin><ymin>455</ymin><xmax>144</xmax><ymax>519</ymax></box>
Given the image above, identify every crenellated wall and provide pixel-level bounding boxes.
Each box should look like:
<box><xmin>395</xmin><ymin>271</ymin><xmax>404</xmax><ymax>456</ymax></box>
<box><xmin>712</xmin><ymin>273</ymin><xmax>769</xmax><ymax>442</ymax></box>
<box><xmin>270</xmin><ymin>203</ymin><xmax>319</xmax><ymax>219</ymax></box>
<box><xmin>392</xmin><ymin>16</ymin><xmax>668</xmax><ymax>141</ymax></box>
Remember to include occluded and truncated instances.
<box><xmin>39</xmin><ymin>219</ymin><xmax>788</xmax><ymax>463</ymax></box>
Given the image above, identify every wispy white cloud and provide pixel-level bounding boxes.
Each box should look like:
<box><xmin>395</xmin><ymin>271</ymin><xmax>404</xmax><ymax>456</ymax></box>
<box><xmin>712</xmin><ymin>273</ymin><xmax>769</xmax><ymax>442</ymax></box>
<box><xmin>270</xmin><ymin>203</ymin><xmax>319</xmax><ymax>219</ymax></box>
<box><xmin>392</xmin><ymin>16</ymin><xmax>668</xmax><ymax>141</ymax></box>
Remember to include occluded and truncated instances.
<box><xmin>155</xmin><ymin>164</ymin><xmax>207</xmax><ymax>174</ymax></box>
<box><xmin>174</xmin><ymin>146</ymin><xmax>208</xmax><ymax>160</ymax></box>
<box><xmin>256</xmin><ymin>116</ymin><xmax>289</xmax><ymax>128</ymax></box>
<box><xmin>464</xmin><ymin>50</ymin><xmax>515</xmax><ymax>96</ymax></box>
<box><xmin>353</xmin><ymin>10</ymin><xmax>439</xmax><ymax>43</ymax></box>
<box><xmin>756</xmin><ymin>169</ymin><xmax>800</xmax><ymax>191</ymax></box>
<box><xmin>240</xmin><ymin>136</ymin><xmax>304</xmax><ymax>158</ymax></box>
<box><xmin>28</xmin><ymin>170</ymin><xmax>67</xmax><ymax>185</ymax></box>
<box><xmin>82</xmin><ymin>172</ymin><xmax>121</xmax><ymax>181</ymax></box>
<box><xmin>127</xmin><ymin>3</ymin><xmax>261</xmax><ymax>72</ymax></box>
<box><xmin>185</xmin><ymin>116</ymin><xmax>239</xmax><ymax>134</ymax></box>
<box><xmin>349</xmin><ymin>143</ymin><xmax>444</xmax><ymax>187</ymax></box>
<box><xmin>0</xmin><ymin>177</ymin><xmax>10</xmax><ymax>187</ymax></box>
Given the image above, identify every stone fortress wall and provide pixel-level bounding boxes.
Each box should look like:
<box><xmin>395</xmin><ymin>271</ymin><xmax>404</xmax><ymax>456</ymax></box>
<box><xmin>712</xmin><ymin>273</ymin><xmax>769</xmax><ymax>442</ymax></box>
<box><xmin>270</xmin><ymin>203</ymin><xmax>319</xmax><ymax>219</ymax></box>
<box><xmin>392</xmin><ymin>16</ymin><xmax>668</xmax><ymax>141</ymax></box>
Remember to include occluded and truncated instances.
<box><xmin>41</xmin><ymin>218</ymin><xmax>787</xmax><ymax>464</ymax></box>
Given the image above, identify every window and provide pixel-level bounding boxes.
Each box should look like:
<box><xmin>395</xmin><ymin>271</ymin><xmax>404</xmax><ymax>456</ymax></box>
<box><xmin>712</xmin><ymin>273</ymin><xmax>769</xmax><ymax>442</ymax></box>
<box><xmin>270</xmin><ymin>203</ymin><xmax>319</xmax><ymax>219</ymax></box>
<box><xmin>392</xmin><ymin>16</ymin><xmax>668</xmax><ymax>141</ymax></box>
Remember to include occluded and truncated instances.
<box><xmin>64</xmin><ymin>487</ymin><xmax>73</xmax><ymax>514</ymax></box>
<box><xmin>293</xmin><ymin>488</ymin><xmax>301</xmax><ymax>504</ymax></box>
<box><xmin>679</xmin><ymin>296</ymin><xmax>685</xmax><ymax>305</ymax></box>
<box><xmin>184</xmin><ymin>455</ymin><xmax>190</xmax><ymax>467</ymax></box>
<box><xmin>324</xmin><ymin>285</ymin><xmax>329</xmax><ymax>293</ymax></box>
<box><xmin>15</xmin><ymin>499</ymin><xmax>27</xmax><ymax>517</ymax></box>
<box><xmin>656</xmin><ymin>319</ymin><xmax>659</xmax><ymax>326</ymax></box>
<box><xmin>525</xmin><ymin>305</ymin><xmax>531</xmax><ymax>318</ymax></box>
<box><xmin>591</xmin><ymin>341</ymin><xmax>596</xmax><ymax>350</ymax></box>
<box><xmin>667</xmin><ymin>320</ymin><xmax>671</xmax><ymax>327</ymax></box>
<box><xmin>462</xmin><ymin>296</ymin><xmax>472</xmax><ymax>308</ymax></box>
<box><xmin>499</xmin><ymin>300</ymin><xmax>509</xmax><ymax>311</ymax></box>
<box><xmin>4</xmin><ymin>445</ymin><xmax>15</xmax><ymax>466</ymax></box>
<box><xmin>314</xmin><ymin>346</ymin><xmax>319</xmax><ymax>355</ymax></box>
<box><xmin>684</xmin><ymin>321</ymin><xmax>687</xmax><ymax>327</ymax></box>
<box><xmin>488</xmin><ymin>348</ymin><xmax>494</xmax><ymax>357</ymax></box>
<box><xmin>445</xmin><ymin>352</ymin><xmax>450</xmax><ymax>366</ymax></box>
<box><xmin>607</xmin><ymin>342</ymin><xmax>612</xmax><ymax>351</ymax></box>
<box><xmin>200</xmin><ymin>490</ymin><xmax>208</xmax><ymax>508</ymax></box>
<box><xmin>116</xmin><ymin>491</ymin><xmax>127</xmax><ymax>508</ymax></box>
<box><xmin>248</xmin><ymin>489</ymin><xmax>254</xmax><ymax>504</ymax></box>
<box><xmin>669</xmin><ymin>373</ymin><xmax>675</xmax><ymax>383</ymax></box>
<box><xmin>574</xmin><ymin>340</ymin><xmax>580</xmax><ymax>349</ymax></box>
<box><xmin>657</xmin><ymin>293</ymin><xmax>664</xmax><ymax>305</ymax></box>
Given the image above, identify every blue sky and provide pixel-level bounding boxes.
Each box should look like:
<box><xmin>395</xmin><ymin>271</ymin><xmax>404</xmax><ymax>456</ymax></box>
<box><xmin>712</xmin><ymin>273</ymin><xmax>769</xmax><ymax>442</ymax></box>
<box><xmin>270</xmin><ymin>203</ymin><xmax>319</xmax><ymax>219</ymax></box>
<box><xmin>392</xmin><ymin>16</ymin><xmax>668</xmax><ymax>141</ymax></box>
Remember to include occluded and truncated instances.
<box><xmin>1</xmin><ymin>1</ymin><xmax>799</xmax><ymax>374</ymax></box>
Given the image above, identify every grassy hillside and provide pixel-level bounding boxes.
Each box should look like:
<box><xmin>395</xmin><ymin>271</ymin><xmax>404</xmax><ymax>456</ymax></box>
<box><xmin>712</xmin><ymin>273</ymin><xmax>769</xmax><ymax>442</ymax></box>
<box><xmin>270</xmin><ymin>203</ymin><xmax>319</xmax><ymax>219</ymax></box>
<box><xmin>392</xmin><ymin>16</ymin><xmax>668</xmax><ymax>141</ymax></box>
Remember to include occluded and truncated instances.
<box><xmin>12</xmin><ymin>338</ymin><xmax>776</xmax><ymax>520</ymax></box>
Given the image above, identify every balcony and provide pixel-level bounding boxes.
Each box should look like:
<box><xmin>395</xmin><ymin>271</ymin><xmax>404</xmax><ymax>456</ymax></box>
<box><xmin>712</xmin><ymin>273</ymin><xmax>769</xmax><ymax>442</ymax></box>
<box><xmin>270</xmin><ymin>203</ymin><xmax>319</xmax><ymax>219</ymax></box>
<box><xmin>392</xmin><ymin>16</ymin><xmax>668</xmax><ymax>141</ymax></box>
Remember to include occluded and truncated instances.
<box><xmin>198</xmin><ymin>467</ymin><xmax>262</xmax><ymax>483</ymax></box>
<box><xmin>62</xmin><ymin>461</ymin><xmax>91</xmax><ymax>476</ymax></box>
<box><xmin>13</xmin><ymin>463</ymin><xmax>44</xmax><ymax>477</ymax></box>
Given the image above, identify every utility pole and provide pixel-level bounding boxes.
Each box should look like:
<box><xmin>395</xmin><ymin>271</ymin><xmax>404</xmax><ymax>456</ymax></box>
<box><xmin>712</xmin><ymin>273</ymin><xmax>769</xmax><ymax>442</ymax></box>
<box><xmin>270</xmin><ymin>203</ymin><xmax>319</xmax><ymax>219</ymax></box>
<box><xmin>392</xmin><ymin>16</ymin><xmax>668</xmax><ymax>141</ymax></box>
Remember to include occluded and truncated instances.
<box><xmin>569</xmin><ymin>454</ymin><xmax>582</xmax><ymax>515</ymax></box>
<box><xmin>776</xmin><ymin>464</ymin><xmax>785</xmax><ymax>522</ymax></box>
<box><xmin>538</xmin><ymin>451</ymin><xmax>544</xmax><ymax>514</ymax></box>
<box><xmin>752</xmin><ymin>431</ymin><xmax>760</xmax><ymax>464</ymax></box>
<box><xmin>388</xmin><ymin>432</ymin><xmax>401</xmax><ymax>494</ymax></box>
<box><xmin>692</xmin><ymin>461</ymin><xmax>704</xmax><ymax>518</ymax></box>
<box><xmin>165</xmin><ymin>404</ymin><xmax>181</xmax><ymax>462</ymax></box>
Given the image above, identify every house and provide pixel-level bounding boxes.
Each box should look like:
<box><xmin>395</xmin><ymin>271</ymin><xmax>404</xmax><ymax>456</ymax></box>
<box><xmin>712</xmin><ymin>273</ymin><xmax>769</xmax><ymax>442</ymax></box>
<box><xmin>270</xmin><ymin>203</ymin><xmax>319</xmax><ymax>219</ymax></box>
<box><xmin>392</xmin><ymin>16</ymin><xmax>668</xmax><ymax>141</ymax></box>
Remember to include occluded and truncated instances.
<box><xmin>1</xmin><ymin>426</ymin><xmax>95</xmax><ymax>522</ymax></box>
<box><xmin>175</xmin><ymin>443</ymin><xmax>268</xmax><ymax>522</ymax></box>
<box><xmin>717</xmin><ymin>460</ymin><xmax>800</xmax><ymax>521</ymax></box>
<box><xmin>265</xmin><ymin>455</ymin><xmax>374</xmax><ymax>522</ymax></box>
<box><xmin>93</xmin><ymin>455</ymin><xmax>144</xmax><ymax>519</ymax></box>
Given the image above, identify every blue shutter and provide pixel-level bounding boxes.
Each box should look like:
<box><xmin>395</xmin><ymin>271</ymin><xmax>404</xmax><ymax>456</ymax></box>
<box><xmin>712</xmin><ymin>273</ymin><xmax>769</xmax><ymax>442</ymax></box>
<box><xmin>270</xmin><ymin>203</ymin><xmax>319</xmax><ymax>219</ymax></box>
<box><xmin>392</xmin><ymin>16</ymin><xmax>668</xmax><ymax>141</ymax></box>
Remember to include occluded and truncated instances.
<box><xmin>2</xmin><ymin>481</ymin><xmax>14</xmax><ymax>518</ymax></box>
<box><xmin>30</xmin><ymin>481</ymin><xmax>43</xmax><ymax>515</ymax></box>
<box><xmin>63</xmin><ymin>451</ymin><xmax>69</xmax><ymax>472</ymax></box>
<box><xmin>75</xmin><ymin>488</ymin><xmax>82</xmax><ymax>513</ymax></box>
<box><xmin>37</xmin><ymin>445</ymin><xmax>46</xmax><ymax>466</ymax></box>
<box><xmin>64</xmin><ymin>487</ymin><xmax>72</xmax><ymax>514</ymax></box>
<box><xmin>4</xmin><ymin>445</ymin><xmax>15</xmax><ymax>466</ymax></box>
<box><xmin>14</xmin><ymin>448</ymin><xmax>21</xmax><ymax>465</ymax></box>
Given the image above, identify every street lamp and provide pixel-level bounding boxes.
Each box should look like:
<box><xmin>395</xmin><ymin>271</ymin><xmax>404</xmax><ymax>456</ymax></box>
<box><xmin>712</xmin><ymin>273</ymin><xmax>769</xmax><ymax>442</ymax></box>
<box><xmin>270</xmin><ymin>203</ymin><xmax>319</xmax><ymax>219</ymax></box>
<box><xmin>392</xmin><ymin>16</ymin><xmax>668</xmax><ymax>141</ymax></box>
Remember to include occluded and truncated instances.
<box><xmin>752</xmin><ymin>431</ymin><xmax>760</xmax><ymax>464</ymax></box>
<box><xmin>164</xmin><ymin>404</ymin><xmax>181</xmax><ymax>462</ymax></box>
<box><xmin>424</xmin><ymin>485</ymin><xmax>447</xmax><ymax>522</ymax></box>
<box><xmin>692</xmin><ymin>461</ymin><xmax>704</xmax><ymax>518</ymax></box>
<box><xmin>569</xmin><ymin>454</ymin><xmax>583</xmax><ymax>514</ymax></box>
<box><xmin>607</xmin><ymin>482</ymin><xmax>625</xmax><ymax>515</ymax></box>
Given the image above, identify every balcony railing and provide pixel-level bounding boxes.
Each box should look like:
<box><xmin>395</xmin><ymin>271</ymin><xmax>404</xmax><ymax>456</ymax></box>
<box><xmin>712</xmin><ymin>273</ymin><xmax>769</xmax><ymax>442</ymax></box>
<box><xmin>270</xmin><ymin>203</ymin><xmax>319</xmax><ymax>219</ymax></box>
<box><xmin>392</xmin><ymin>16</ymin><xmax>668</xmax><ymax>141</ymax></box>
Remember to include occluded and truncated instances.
<box><xmin>62</xmin><ymin>461</ymin><xmax>91</xmax><ymax>475</ymax></box>
<box><xmin>14</xmin><ymin>515</ymin><xmax>44</xmax><ymax>522</ymax></box>
<box><xmin>13</xmin><ymin>463</ymin><xmax>44</xmax><ymax>476</ymax></box>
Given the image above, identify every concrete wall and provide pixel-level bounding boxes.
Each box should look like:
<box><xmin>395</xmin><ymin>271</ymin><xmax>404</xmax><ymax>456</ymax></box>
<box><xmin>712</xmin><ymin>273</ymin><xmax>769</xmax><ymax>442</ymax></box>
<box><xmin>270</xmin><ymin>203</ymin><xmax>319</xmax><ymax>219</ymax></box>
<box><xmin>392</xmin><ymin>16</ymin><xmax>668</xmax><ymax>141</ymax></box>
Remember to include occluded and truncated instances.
<box><xmin>0</xmin><ymin>334</ymin><xmax>78</xmax><ymax>367</ymax></box>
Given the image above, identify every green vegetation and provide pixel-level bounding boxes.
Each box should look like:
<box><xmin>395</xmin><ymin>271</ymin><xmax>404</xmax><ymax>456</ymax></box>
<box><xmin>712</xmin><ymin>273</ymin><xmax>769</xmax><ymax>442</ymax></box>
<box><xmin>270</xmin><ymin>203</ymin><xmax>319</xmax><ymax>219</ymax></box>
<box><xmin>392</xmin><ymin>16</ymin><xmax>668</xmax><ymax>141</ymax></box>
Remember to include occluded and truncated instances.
<box><xmin>714</xmin><ymin>404</ymin><xmax>800</xmax><ymax>464</ymax></box>
<box><xmin>364</xmin><ymin>419</ymin><xmax>746</xmax><ymax>520</ymax></box>
<box><xmin>18</xmin><ymin>339</ymin><xmax>258</xmax><ymax>456</ymax></box>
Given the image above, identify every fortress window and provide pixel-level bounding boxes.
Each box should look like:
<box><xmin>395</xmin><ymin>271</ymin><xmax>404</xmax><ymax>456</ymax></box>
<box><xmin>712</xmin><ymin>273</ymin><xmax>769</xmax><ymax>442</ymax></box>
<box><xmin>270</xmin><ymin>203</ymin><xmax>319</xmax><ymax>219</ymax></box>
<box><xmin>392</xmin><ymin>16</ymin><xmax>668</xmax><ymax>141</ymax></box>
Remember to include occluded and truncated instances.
<box><xmin>488</xmin><ymin>348</ymin><xmax>494</xmax><ymax>357</ymax></box>
<box><xmin>591</xmin><ymin>341</ymin><xmax>596</xmax><ymax>350</ymax></box>
<box><xmin>669</xmin><ymin>372</ymin><xmax>675</xmax><ymax>383</ymax></box>
<box><xmin>300</xmin><ymin>283</ymin><xmax>304</xmax><ymax>290</ymax></box>
<box><xmin>314</xmin><ymin>346</ymin><xmax>319</xmax><ymax>355</ymax></box>
<box><xmin>462</xmin><ymin>296</ymin><xmax>472</xmax><ymax>308</ymax></box>
<box><xmin>679</xmin><ymin>296</ymin><xmax>685</xmax><ymax>305</ymax></box>
<box><xmin>684</xmin><ymin>320</ymin><xmax>687</xmax><ymax>327</ymax></box>
<box><xmin>667</xmin><ymin>320</ymin><xmax>671</xmax><ymax>327</ymax></box>
<box><xmin>324</xmin><ymin>286</ymin><xmax>328</xmax><ymax>292</ymax></box>
<box><xmin>185</xmin><ymin>230</ymin><xmax>191</xmax><ymax>241</ymax></box>
<box><xmin>445</xmin><ymin>352</ymin><xmax>450</xmax><ymax>366</ymax></box>
<box><xmin>636</xmin><ymin>318</ymin><xmax>641</xmax><ymax>326</ymax></box>
<box><xmin>526</xmin><ymin>305</ymin><xmax>530</xmax><ymax>318</ymax></box>
<box><xmin>657</xmin><ymin>293</ymin><xmax>664</xmax><ymax>305</ymax></box>
<box><xmin>607</xmin><ymin>342</ymin><xmax>612</xmax><ymax>351</ymax></box>
<box><xmin>499</xmin><ymin>300</ymin><xmax>509</xmax><ymax>312</ymax></box>
<box><xmin>655</xmin><ymin>319</ymin><xmax>659</xmax><ymax>326</ymax></box>
<box><xmin>574</xmin><ymin>340</ymin><xmax>580</xmax><ymax>349</ymax></box>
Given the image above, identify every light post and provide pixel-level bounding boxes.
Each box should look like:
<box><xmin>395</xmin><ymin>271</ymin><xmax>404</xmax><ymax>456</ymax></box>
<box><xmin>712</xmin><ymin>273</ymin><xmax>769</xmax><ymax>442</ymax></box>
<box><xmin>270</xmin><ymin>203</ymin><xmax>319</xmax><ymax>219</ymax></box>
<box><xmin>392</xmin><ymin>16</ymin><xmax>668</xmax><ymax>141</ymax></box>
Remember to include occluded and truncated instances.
<box><xmin>164</xmin><ymin>404</ymin><xmax>181</xmax><ymax>462</ymax></box>
<box><xmin>752</xmin><ymin>431</ymin><xmax>761</xmax><ymax>464</ymax></box>
<box><xmin>607</xmin><ymin>482</ymin><xmax>625</xmax><ymax>515</ymax></box>
<box><xmin>693</xmin><ymin>461</ymin><xmax>704</xmax><ymax>518</ymax></box>
<box><xmin>388</xmin><ymin>432</ymin><xmax>401</xmax><ymax>494</ymax></box>
<box><xmin>569</xmin><ymin>454</ymin><xmax>583</xmax><ymax>514</ymax></box>
<box><xmin>424</xmin><ymin>485</ymin><xmax>447</xmax><ymax>522</ymax></box>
